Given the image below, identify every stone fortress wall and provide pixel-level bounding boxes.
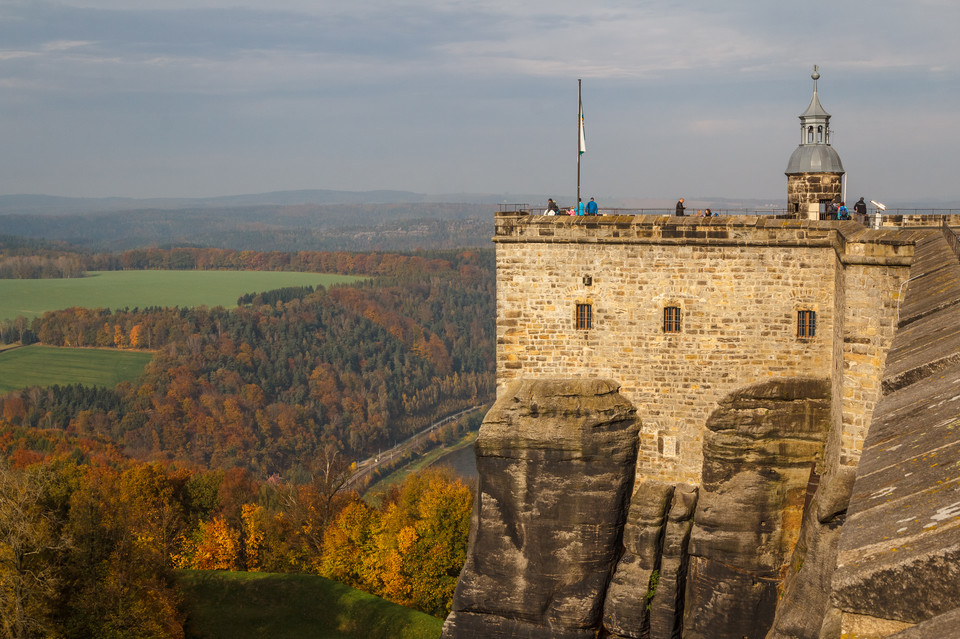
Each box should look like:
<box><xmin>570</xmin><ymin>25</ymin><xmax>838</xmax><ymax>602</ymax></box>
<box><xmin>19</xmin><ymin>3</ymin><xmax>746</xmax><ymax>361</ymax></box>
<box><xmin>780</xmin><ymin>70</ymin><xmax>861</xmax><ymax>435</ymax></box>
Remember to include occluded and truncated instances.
<box><xmin>494</xmin><ymin>212</ymin><xmax>915</xmax><ymax>484</ymax></box>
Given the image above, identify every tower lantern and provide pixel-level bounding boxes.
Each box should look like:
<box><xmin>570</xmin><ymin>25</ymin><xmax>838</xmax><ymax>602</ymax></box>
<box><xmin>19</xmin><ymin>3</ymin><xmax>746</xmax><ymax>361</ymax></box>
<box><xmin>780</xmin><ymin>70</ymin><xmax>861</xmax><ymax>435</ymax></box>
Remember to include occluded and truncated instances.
<box><xmin>785</xmin><ymin>66</ymin><xmax>845</xmax><ymax>219</ymax></box>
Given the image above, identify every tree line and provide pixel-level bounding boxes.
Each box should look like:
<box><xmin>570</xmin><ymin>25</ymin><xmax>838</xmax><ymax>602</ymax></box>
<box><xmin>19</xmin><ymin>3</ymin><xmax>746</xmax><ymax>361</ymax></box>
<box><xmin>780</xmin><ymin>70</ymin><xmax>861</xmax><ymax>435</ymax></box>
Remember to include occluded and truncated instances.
<box><xmin>0</xmin><ymin>241</ymin><xmax>474</xmax><ymax>279</ymax></box>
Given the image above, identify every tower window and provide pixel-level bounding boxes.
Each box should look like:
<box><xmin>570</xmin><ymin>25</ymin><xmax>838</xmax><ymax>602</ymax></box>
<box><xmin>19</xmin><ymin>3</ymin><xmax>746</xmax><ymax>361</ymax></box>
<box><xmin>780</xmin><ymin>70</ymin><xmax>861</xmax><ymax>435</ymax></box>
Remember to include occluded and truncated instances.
<box><xmin>664</xmin><ymin>307</ymin><xmax>681</xmax><ymax>333</ymax></box>
<box><xmin>817</xmin><ymin>125</ymin><xmax>823</xmax><ymax>143</ymax></box>
<box><xmin>798</xmin><ymin>310</ymin><xmax>816</xmax><ymax>338</ymax></box>
<box><xmin>576</xmin><ymin>303</ymin><xmax>592</xmax><ymax>330</ymax></box>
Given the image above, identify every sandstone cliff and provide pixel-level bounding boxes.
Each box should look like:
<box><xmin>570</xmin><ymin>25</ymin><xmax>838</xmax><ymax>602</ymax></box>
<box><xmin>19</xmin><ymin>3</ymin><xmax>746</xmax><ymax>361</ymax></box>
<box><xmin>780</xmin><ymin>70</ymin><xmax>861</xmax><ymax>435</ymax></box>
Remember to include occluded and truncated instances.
<box><xmin>444</xmin><ymin>378</ymin><xmax>832</xmax><ymax>639</ymax></box>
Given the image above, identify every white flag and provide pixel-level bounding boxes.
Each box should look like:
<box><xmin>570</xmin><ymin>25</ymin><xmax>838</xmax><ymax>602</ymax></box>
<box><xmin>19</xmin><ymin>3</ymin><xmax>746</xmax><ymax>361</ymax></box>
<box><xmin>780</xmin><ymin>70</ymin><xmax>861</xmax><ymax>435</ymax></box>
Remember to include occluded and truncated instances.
<box><xmin>578</xmin><ymin>97</ymin><xmax>586</xmax><ymax>156</ymax></box>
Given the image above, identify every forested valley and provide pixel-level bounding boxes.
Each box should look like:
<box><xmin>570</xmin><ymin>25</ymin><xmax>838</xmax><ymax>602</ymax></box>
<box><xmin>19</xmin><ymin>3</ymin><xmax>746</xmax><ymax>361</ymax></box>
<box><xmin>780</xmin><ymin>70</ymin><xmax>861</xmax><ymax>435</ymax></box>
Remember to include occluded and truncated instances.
<box><xmin>0</xmin><ymin>241</ymin><xmax>495</xmax><ymax>637</ymax></box>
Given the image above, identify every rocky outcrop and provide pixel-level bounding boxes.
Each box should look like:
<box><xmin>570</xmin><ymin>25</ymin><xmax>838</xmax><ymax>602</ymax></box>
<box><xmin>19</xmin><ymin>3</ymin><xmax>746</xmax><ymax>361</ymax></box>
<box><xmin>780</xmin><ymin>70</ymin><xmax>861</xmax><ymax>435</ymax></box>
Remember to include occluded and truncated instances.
<box><xmin>601</xmin><ymin>481</ymin><xmax>699</xmax><ymax>639</ymax></box>
<box><xmin>683</xmin><ymin>378</ymin><xmax>832</xmax><ymax>639</ymax></box>
<box><xmin>443</xmin><ymin>377</ymin><xmax>834</xmax><ymax>639</ymax></box>
<box><xmin>764</xmin><ymin>465</ymin><xmax>856</xmax><ymax>639</ymax></box>
<box><xmin>648</xmin><ymin>483</ymin><xmax>698</xmax><ymax>639</ymax></box>
<box><xmin>441</xmin><ymin>379</ymin><xmax>640</xmax><ymax>639</ymax></box>
<box><xmin>602</xmin><ymin>480</ymin><xmax>675</xmax><ymax>638</ymax></box>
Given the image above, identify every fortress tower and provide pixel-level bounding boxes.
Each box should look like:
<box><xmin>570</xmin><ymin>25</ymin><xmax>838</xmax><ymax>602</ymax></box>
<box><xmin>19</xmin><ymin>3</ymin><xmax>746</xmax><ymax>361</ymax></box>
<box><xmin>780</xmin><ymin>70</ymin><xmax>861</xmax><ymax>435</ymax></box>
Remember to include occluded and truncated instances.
<box><xmin>786</xmin><ymin>66</ymin><xmax>845</xmax><ymax>219</ymax></box>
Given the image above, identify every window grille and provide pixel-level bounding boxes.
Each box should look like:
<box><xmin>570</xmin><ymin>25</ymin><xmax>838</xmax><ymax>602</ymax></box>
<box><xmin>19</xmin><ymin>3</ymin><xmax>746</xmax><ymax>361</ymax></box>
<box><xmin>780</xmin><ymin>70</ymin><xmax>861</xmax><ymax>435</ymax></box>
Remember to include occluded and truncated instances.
<box><xmin>663</xmin><ymin>306</ymin><xmax>681</xmax><ymax>333</ymax></box>
<box><xmin>798</xmin><ymin>310</ymin><xmax>816</xmax><ymax>338</ymax></box>
<box><xmin>576</xmin><ymin>303</ymin><xmax>592</xmax><ymax>330</ymax></box>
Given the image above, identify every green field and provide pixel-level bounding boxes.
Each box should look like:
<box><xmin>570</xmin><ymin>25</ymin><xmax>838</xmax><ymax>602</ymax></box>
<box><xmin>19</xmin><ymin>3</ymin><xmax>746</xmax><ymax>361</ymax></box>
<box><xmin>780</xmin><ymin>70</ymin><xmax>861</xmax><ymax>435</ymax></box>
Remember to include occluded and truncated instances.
<box><xmin>0</xmin><ymin>270</ymin><xmax>363</xmax><ymax>321</ymax></box>
<box><xmin>176</xmin><ymin>570</ymin><xmax>443</xmax><ymax>639</ymax></box>
<box><xmin>0</xmin><ymin>345</ymin><xmax>154</xmax><ymax>393</ymax></box>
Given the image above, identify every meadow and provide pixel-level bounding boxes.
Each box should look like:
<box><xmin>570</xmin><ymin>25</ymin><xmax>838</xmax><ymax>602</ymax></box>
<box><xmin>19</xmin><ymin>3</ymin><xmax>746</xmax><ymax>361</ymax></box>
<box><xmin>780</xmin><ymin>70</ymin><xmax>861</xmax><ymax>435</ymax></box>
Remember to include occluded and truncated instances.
<box><xmin>0</xmin><ymin>345</ymin><xmax>154</xmax><ymax>393</ymax></box>
<box><xmin>176</xmin><ymin>570</ymin><xmax>444</xmax><ymax>639</ymax></box>
<box><xmin>0</xmin><ymin>270</ymin><xmax>363</xmax><ymax>321</ymax></box>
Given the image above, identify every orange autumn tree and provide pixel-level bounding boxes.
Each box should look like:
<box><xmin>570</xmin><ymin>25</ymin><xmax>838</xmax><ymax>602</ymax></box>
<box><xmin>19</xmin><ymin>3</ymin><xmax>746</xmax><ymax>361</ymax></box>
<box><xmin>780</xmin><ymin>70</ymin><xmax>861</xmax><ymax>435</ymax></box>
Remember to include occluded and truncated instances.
<box><xmin>319</xmin><ymin>468</ymin><xmax>473</xmax><ymax>617</ymax></box>
<box><xmin>173</xmin><ymin>516</ymin><xmax>241</xmax><ymax>571</ymax></box>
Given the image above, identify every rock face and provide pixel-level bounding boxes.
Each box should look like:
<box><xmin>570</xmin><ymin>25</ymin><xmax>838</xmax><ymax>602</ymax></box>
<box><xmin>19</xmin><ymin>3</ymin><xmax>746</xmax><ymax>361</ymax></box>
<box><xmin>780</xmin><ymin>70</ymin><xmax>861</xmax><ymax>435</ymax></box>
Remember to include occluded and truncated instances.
<box><xmin>683</xmin><ymin>378</ymin><xmax>832</xmax><ymax>639</ymax></box>
<box><xmin>441</xmin><ymin>379</ymin><xmax>640</xmax><ymax>639</ymax></box>
<box><xmin>648</xmin><ymin>483</ymin><xmax>698</xmax><ymax>639</ymax></box>
<box><xmin>443</xmin><ymin>377</ymin><xmax>834</xmax><ymax>639</ymax></box>
<box><xmin>602</xmin><ymin>481</ymin><xmax>700</xmax><ymax>639</ymax></box>
<box><xmin>764</xmin><ymin>465</ymin><xmax>856</xmax><ymax>639</ymax></box>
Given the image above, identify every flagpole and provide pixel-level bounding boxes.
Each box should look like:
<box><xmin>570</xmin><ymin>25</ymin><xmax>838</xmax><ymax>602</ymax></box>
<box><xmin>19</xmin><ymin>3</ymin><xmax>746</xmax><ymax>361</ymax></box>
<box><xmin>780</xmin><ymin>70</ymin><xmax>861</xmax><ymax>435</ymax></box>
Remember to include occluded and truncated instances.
<box><xmin>577</xmin><ymin>78</ymin><xmax>582</xmax><ymax>205</ymax></box>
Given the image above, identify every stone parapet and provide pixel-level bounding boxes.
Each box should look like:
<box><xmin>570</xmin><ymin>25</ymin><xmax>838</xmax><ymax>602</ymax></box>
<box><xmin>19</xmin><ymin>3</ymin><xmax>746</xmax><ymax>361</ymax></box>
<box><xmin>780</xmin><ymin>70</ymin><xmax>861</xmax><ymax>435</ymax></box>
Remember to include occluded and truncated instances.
<box><xmin>494</xmin><ymin>213</ymin><xmax>915</xmax><ymax>266</ymax></box>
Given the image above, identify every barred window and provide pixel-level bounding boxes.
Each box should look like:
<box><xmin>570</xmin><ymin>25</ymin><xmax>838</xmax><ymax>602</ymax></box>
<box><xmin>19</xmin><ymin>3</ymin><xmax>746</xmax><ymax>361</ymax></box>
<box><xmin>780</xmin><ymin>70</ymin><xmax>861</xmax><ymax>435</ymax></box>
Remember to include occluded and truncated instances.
<box><xmin>575</xmin><ymin>303</ymin><xmax>592</xmax><ymax>330</ymax></box>
<box><xmin>663</xmin><ymin>306</ymin><xmax>681</xmax><ymax>333</ymax></box>
<box><xmin>798</xmin><ymin>310</ymin><xmax>816</xmax><ymax>338</ymax></box>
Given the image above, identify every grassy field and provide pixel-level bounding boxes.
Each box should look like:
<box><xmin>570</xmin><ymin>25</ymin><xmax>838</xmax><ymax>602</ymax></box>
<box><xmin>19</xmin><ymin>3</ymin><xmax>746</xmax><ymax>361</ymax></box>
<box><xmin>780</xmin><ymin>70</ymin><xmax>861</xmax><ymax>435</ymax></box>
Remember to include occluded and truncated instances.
<box><xmin>0</xmin><ymin>270</ymin><xmax>363</xmax><ymax>321</ymax></box>
<box><xmin>176</xmin><ymin>570</ymin><xmax>443</xmax><ymax>639</ymax></box>
<box><xmin>0</xmin><ymin>345</ymin><xmax>154</xmax><ymax>393</ymax></box>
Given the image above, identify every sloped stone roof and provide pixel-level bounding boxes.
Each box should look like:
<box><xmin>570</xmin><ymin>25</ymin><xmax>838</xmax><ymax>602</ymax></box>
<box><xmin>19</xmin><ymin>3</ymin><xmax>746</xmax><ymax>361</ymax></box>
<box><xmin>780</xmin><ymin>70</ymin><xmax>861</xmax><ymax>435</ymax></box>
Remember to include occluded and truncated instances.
<box><xmin>832</xmin><ymin>229</ymin><xmax>960</xmax><ymax>624</ymax></box>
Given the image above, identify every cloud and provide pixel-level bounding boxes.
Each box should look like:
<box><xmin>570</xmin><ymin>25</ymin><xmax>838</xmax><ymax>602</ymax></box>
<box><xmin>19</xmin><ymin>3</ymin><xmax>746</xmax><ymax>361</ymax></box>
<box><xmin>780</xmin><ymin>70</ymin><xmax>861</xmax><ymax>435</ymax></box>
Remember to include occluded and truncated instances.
<box><xmin>1</xmin><ymin>0</ymin><xmax>959</xmax><ymax>200</ymax></box>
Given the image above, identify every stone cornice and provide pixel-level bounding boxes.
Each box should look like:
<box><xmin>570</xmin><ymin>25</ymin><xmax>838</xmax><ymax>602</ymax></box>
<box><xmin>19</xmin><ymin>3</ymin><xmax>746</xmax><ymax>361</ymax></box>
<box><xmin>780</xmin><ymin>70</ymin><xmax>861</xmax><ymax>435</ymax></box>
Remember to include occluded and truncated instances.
<box><xmin>493</xmin><ymin>213</ymin><xmax>922</xmax><ymax>266</ymax></box>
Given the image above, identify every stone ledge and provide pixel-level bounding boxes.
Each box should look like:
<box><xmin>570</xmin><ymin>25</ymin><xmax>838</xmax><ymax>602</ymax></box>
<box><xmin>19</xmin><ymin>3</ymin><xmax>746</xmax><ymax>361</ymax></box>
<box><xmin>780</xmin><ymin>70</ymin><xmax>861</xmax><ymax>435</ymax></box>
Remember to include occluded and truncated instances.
<box><xmin>493</xmin><ymin>214</ymin><xmax>917</xmax><ymax>266</ymax></box>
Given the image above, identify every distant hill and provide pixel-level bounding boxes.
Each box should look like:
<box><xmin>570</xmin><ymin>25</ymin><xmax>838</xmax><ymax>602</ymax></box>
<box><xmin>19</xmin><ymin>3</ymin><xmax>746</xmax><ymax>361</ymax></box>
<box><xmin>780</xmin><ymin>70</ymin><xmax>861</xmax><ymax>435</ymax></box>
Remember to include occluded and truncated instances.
<box><xmin>0</xmin><ymin>190</ymin><xmax>431</xmax><ymax>216</ymax></box>
<box><xmin>0</xmin><ymin>202</ymin><xmax>495</xmax><ymax>252</ymax></box>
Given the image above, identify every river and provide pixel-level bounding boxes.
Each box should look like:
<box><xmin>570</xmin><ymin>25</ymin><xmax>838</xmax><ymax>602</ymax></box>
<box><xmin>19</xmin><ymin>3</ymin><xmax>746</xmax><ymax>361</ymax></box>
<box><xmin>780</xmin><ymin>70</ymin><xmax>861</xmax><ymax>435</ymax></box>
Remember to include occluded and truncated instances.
<box><xmin>428</xmin><ymin>443</ymin><xmax>478</xmax><ymax>483</ymax></box>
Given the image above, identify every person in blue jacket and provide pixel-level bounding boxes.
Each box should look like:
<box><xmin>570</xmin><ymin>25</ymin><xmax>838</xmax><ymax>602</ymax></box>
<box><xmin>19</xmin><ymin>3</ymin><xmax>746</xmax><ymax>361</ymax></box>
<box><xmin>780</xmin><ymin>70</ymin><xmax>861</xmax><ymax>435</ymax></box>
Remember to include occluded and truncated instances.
<box><xmin>586</xmin><ymin>197</ymin><xmax>598</xmax><ymax>215</ymax></box>
<box><xmin>576</xmin><ymin>198</ymin><xmax>585</xmax><ymax>216</ymax></box>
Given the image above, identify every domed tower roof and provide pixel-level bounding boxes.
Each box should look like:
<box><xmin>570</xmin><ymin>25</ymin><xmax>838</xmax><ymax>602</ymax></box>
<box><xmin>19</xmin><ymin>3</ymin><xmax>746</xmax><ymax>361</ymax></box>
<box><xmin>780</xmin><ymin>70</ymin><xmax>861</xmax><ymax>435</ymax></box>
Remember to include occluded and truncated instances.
<box><xmin>785</xmin><ymin>65</ymin><xmax>844</xmax><ymax>175</ymax></box>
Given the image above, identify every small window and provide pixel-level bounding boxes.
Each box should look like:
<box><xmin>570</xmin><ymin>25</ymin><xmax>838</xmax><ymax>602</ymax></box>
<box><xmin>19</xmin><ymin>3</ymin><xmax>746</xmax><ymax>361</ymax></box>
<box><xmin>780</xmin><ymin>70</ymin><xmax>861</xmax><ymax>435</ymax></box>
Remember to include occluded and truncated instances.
<box><xmin>798</xmin><ymin>310</ymin><xmax>816</xmax><ymax>338</ymax></box>
<box><xmin>576</xmin><ymin>303</ymin><xmax>592</xmax><ymax>330</ymax></box>
<box><xmin>664</xmin><ymin>307</ymin><xmax>681</xmax><ymax>333</ymax></box>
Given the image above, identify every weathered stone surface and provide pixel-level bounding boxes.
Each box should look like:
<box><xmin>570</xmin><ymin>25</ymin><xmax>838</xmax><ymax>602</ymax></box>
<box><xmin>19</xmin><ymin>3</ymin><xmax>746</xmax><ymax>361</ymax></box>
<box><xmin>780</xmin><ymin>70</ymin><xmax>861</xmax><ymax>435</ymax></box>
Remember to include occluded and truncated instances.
<box><xmin>885</xmin><ymin>606</ymin><xmax>960</xmax><ymax>638</ymax></box>
<box><xmin>765</xmin><ymin>467</ymin><xmax>856</xmax><ymax>639</ymax></box>
<box><xmin>880</xmin><ymin>232</ymin><xmax>960</xmax><ymax>394</ymax></box>
<box><xmin>648</xmin><ymin>484</ymin><xmax>698</xmax><ymax>639</ymax></box>
<box><xmin>839</xmin><ymin>612</ymin><xmax>913</xmax><ymax>638</ymax></box>
<box><xmin>832</xmin><ymin>233</ymin><xmax>960</xmax><ymax>626</ymax></box>
<box><xmin>815</xmin><ymin>466</ymin><xmax>857</xmax><ymax>524</ymax></box>
<box><xmin>623</xmin><ymin>481</ymin><xmax>676</xmax><ymax>566</ymax></box>
<box><xmin>683</xmin><ymin>378</ymin><xmax>832</xmax><ymax>639</ymax></box>
<box><xmin>684</xmin><ymin>555</ymin><xmax>780</xmax><ymax>639</ymax></box>
<box><xmin>441</xmin><ymin>378</ymin><xmax>639</xmax><ymax>639</ymax></box>
<box><xmin>602</xmin><ymin>481</ymin><xmax>675</xmax><ymax>638</ymax></box>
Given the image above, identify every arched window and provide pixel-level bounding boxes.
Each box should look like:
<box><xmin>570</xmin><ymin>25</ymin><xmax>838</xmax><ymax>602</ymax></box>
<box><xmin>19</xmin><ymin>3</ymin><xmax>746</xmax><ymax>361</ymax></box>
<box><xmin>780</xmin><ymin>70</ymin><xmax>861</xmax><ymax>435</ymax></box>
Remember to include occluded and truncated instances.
<box><xmin>807</xmin><ymin>126</ymin><xmax>814</xmax><ymax>143</ymax></box>
<box><xmin>817</xmin><ymin>126</ymin><xmax>823</xmax><ymax>143</ymax></box>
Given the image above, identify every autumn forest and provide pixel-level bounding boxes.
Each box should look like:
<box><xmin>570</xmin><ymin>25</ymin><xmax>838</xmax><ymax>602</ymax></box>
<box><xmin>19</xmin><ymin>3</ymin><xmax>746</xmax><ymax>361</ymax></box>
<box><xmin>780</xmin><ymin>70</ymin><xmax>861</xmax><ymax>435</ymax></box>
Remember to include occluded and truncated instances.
<box><xmin>0</xmin><ymin>238</ymin><xmax>495</xmax><ymax>637</ymax></box>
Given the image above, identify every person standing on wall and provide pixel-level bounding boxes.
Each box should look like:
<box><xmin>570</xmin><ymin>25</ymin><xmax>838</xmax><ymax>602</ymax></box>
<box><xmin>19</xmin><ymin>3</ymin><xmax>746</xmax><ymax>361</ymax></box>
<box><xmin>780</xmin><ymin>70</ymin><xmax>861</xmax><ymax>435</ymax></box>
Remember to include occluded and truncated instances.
<box><xmin>676</xmin><ymin>198</ymin><xmax>685</xmax><ymax>216</ymax></box>
<box><xmin>854</xmin><ymin>197</ymin><xmax>867</xmax><ymax>217</ymax></box>
<box><xmin>586</xmin><ymin>197</ymin><xmax>598</xmax><ymax>215</ymax></box>
<box><xmin>577</xmin><ymin>198</ymin><xmax>585</xmax><ymax>216</ymax></box>
<box><xmin>546</xmin><ymin>198</ymin><xmax>560</xmax><ymax>215</ymax></box>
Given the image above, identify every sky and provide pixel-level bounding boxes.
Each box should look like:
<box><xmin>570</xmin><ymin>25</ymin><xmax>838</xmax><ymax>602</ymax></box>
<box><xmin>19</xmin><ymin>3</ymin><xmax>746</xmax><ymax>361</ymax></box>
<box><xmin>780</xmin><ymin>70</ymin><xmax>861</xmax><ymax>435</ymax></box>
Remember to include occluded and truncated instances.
<box><xmin>2</xmin><ymin>0</ymin><xmax>959</xmax><ymax>204</ymax></box>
